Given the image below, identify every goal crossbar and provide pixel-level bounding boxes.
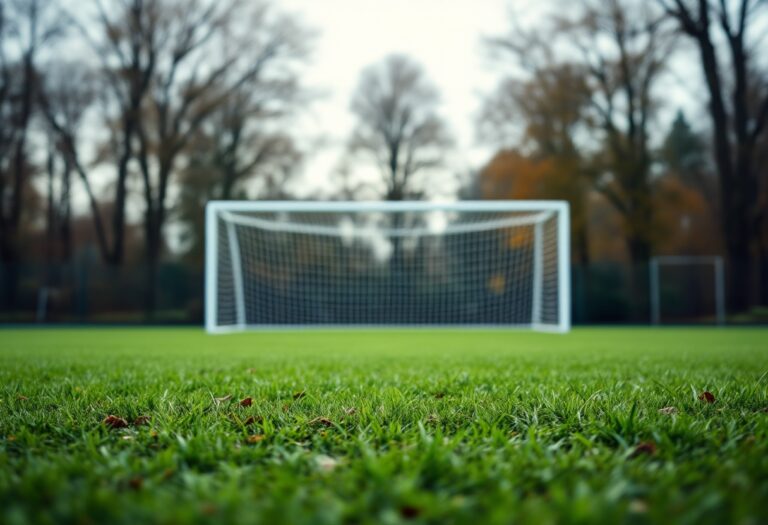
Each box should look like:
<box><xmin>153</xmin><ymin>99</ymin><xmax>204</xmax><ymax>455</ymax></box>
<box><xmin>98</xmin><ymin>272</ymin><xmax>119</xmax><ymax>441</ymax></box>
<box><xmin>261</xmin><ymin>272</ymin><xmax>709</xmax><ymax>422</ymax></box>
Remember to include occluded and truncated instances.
<box><xmin>219</xmin><ymin>210</ymin><xmax>556</xmax><ymax>237</ymax></box>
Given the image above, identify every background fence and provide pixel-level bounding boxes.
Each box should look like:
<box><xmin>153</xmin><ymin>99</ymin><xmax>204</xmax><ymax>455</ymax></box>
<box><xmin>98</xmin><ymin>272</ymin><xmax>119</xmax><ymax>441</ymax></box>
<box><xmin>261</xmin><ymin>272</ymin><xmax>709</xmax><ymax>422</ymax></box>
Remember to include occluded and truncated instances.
<box><xmin>4</xmin><ymin>259</ymin><xmax>761</xmax><ymax>325</ymax></box>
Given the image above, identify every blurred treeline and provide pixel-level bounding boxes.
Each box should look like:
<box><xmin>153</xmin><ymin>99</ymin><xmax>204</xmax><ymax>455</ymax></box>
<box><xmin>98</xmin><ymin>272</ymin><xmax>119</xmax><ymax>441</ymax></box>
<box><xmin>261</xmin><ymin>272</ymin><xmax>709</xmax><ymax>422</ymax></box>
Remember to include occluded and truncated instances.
<box><xmin>0</xmin><ymin>0</ymin><xmax>766</xmax><ymax>324</ymax></box>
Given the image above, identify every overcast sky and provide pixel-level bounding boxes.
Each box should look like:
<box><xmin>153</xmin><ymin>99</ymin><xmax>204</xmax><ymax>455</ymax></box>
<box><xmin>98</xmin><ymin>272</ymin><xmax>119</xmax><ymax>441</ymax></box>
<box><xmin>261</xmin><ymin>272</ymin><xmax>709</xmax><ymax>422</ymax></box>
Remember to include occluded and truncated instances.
<box><xmin>277</xmin><ymin>0</ymin><xmax>543</xmax><ymax>197</ymax></box>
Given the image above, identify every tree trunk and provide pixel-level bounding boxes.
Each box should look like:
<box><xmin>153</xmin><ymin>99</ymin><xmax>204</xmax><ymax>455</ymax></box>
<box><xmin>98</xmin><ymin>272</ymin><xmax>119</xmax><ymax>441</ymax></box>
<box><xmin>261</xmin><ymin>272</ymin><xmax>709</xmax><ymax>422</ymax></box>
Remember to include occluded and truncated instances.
<box><xmin>143</xmin><ymin>208</ymin><xmax>161</xmax><ymax>321</ymax></box>
<box><xmin>719</xmin><ymin>149</ymin><xmax>759</xmax><ymax>313</ymax></box>
<box><xmin>0</xmin><ymin>232</ymin><xmax>20</xmax><ymax>313</ymax></box>
<box><xmin>60</xmin><ymin>161</ymin><xmax>72</xmax><ymax>262</ymax></box>
<box><xmin>626</xmin><ymin>209</ymin><xmax>652</xmax><ymax>323</ymax></box>
<box><xmin>108</xmin><ymin>112</ymin><xmax>138</xmax><ymax>266</ymax></box>
<box><xmin>687</xmin><ymin>16</ymin><xmax>759</xmax><ymax>315</ymax></box>
<box><xmin>759</xmin><ymin>240</ymin><xmax>768</xmax><ymax>308</ymax></box>
<box><xmin>45</xmin><ymin>147</ymin><xmax>56</xmax><ymax>287</ymax></box>
<box><xmin>1</xmin><ymin>55</ymin><xmax>35</xmax><ymax>312</ymax></box>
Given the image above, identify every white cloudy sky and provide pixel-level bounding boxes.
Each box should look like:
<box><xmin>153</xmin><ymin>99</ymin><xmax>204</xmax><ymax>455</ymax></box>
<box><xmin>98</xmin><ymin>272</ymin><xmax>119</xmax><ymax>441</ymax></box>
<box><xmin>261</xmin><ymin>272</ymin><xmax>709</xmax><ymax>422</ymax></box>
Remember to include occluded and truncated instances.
<box><xmin>277</xmin><ymin>0</ymin><xmax>544</xmax><ymax>197</ymax></box>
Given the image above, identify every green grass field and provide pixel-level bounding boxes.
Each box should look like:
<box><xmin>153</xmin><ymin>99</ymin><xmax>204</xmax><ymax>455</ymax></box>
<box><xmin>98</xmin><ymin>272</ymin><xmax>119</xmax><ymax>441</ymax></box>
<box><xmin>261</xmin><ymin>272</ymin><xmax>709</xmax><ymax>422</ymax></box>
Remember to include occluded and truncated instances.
<box><xmin>1</xmin><ymin>328</ymin><xmax>767</xmax><ymax>524</ymax></box>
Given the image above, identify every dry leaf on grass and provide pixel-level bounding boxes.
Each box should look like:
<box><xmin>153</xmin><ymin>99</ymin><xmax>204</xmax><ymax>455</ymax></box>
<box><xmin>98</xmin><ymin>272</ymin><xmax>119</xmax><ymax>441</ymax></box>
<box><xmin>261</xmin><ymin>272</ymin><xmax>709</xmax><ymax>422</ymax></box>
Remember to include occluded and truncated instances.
<box><xmin>128</xmin><ymin>476</ymin><xmax>143</xmax><ymax>490</ymax></box>
<box><xmin>246</xmin><ymin>434</ymin><xmax>265</xmax><ymax>444</ymax></box>
<box><xmin>308</xmin><ymin>416</ymin><xmax>333</xmax><ymax>427</ymax></box>
<box><xmin>103</xmin><ymin>415</ymin><xmax>129</xmax><ymax>429</ymax></box>
<box><xmin>214</xmin><ymin>394</ymin><xmax>233</xmax><ymax>404</ymax></box>
<box><xmin>133</xmin><ymin>415</ymin><xmax>151</xmax><ymax>426</ymax></box>
<box><xmin>658</xmin><ymin>406</ymin><xmax>678</xmax><ymax>415</ymax></box>
<box><xmin>630</xmin><ymin>441</ymin><xmax>657</xmax><ymax>457</ymax></box>
<box><xmin>698</xmin><ymin>391</ymin><xmax>716</xmax><ymax>403</ymax></box>
<box><xmin>399</xmin><ymin>505</ymin><xmax>422</xmax><ymax>519</ymax></box>
<box><xmin>239</xmin><ymin>397</ymin><xmax>253</xmax><ymax>407</ymax></box>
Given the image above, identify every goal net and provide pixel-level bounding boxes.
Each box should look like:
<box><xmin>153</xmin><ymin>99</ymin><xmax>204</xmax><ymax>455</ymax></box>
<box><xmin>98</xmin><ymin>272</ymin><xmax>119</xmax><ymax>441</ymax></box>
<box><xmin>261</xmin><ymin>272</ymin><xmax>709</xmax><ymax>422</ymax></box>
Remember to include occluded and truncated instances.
<box><xmin>205</xmin><ymin>201</ymin><xmax>570</xmax><ymax>332</ymax></box>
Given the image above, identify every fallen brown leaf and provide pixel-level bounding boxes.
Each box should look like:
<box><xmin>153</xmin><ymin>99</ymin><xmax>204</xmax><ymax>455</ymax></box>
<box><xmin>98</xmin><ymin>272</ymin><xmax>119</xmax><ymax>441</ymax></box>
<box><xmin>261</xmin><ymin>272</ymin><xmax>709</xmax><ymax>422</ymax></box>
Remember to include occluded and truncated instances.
<box><xmin>133</xmin><ymin>415</ymin><xmax>151</xmax><ymax>426</ymax></box>
<box><xmin>400</xmin><ymin>505</ymin><xmax>422</xmax><ymax>519</ymax></box>
<box><xmin>309</xmin><ymin>416</ymin><xmax>333</xmax><ymax>427</ymax></box>
<box><xmin>698</xmin><ymin>391</ymin><xmax>716</xmax><ymax>403</ymax></box>
<box><xmin>630</xmin><ymin>441</ymin><xmax>657</xmax><ymax>457</ymax></box>
<box><xmin>16</xmin><ymin>395</ymin><xmax>28</xmax><ymax>401</ymax></box>
<box><xmin>102</xmin><ymin>415</ymin><xmax>129</xmax><ymax>429</ymax></box>
<box><xmin>128</xmin><ymin>476</ymin><xmax>143</xmax><ymax>491</ymax></box>
<box><xmin>239</xmin><ymin>397</ymin><xmax>253</xmax><ymax>407</ymax></box>
<box><xmin>246</xmin><ymin>434</ymin><xmax>265</xmax><ymax>444</ymax></box>
<box><xmin>344</xmin><ymin>407</ymin><xmax>357</xmax><ymax>416</ymax></box>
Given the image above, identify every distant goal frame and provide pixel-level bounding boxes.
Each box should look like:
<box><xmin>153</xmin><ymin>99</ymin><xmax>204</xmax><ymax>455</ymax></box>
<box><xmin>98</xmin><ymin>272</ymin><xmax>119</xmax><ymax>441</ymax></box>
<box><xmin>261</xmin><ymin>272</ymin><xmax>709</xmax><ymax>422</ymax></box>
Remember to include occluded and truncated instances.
<box><xmin>205</xmin><ymin>200</ymin><xmax>571</xmax><ymax>333</ymax></box>
<box><xmin>649</xmin><ymin>255</ymin><xmax>726</xmax><ymax>326</ymax></box>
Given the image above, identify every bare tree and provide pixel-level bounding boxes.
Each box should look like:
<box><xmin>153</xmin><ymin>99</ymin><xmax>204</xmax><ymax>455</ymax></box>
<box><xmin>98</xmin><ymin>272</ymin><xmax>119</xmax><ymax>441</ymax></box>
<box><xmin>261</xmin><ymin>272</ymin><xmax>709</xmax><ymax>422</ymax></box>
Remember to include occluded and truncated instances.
<box><xmin>349</xmin><ymin>55</ymin><xmax>453</xmax><ymax>201</ymax></box>
<box><xmin>0</xmin><ymin>0</ymin><xmax>62</xmax><ymax>309</ymax></box>
<box><xmin>179</xmin><ymin>11</ymin><xmax>309</xmax><ymax>204</ymax></box>
<box><xmin>177</xmin><ymin>68</ymin><xmax>308</xmax><ymax>266</ymax></box>
<box><xmin>561</xmin><ymin>0</ymin><xmax>674</xmax><ymax>264</ymax></box>
<box><xmin>487</xmin><ymin>0</ymin><xmax>674</xmax><ymax>266</ymax></box>
<box><xmin>72</xmin><ymin>0</ymin><xmax>160</xmax><ymax>266</ymax></box>
<box><xmin>38</xmin><ymin>62</ymin><xmax>105</xmax><ymax>262</ymax></box>
<box><xmin>658</xmin><ymin>0</ymin><xmax>768</xmax><ymax>312</ymax></box>
<box><xmin>478</xmin><ymin>63</ymin><xmax>593</xmax><ymax>266</ymax></box>
<box><xmin>135</xmin><ymin>1</ymin><xmax>311</xmax><ymax>314</ymax></box>
<box><xmin>486</xmin><ymin>0</ymin><xmax>674</xmax><ymax>321</ymax></box>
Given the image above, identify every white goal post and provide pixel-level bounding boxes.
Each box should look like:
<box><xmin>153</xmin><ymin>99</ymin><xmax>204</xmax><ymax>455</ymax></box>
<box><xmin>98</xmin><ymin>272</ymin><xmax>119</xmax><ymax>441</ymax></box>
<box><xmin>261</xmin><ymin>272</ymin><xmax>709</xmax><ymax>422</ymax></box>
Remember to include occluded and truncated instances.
<box><xmin>205</xmin><ymin>200</ymin><xmax>571</xmax><ymax>333</ymax></box>
<box><xmin>649</xmin><ymin>256</ymin><xmax>726</xmax><ymax>325</ymax></box>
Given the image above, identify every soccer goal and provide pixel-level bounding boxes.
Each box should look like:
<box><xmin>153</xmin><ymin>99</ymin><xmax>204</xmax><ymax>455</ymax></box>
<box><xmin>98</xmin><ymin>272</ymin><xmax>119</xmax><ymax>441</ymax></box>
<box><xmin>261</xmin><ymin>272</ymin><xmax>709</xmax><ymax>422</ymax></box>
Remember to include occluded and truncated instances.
<box><xmin>205</xmin><ymin>200</ymin><xmax>570</xmax><ymax>333</ymax></box>
<box><xmin>649</xmin><ymin>256</ymin><xmax>726</xmax><ymax>325</ymax></box>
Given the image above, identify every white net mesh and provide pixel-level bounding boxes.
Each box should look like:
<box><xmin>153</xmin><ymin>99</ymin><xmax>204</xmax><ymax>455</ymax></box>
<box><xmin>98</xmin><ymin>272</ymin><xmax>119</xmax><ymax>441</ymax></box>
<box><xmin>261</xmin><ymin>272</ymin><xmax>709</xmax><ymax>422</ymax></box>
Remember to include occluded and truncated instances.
<box><xmin>208</xmin><ymin>203</ymin><xmax>568</xmax><ymax>331</ymax></box>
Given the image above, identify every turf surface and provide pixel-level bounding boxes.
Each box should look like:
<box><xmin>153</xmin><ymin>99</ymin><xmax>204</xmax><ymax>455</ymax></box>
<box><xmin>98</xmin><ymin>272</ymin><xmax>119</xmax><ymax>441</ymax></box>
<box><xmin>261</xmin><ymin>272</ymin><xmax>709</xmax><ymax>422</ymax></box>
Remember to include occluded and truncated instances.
<box><xmin>1</xmin><ymin>327</ymin><xmax>767</xmax><ymax>524</ymax></box>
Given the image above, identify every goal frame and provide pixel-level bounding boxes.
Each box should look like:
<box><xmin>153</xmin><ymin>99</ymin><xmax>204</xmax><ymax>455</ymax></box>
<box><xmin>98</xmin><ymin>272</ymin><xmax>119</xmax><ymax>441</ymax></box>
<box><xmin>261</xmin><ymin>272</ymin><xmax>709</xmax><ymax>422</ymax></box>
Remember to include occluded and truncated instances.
<box><xmin>205</xmin><ymin>200</ymin><xmax>571</xmax><ymax>333</ymax></box>
<box><xmin>649</xmin><ymin>255</ymin><xmax>726</xmax><ymax>326</ymax></box>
